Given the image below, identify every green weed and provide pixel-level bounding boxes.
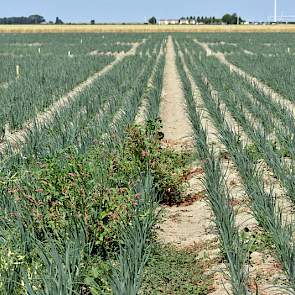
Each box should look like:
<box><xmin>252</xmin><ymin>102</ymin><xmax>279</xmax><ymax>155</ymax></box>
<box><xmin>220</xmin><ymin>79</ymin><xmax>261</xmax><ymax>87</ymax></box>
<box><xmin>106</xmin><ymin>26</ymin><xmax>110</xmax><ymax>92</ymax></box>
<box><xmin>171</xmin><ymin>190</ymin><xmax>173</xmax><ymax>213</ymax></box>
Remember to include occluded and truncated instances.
<box><xmin>142</xmin><ymin>243</ymin><xmax>211</xmax><ymax>295</ymax></box>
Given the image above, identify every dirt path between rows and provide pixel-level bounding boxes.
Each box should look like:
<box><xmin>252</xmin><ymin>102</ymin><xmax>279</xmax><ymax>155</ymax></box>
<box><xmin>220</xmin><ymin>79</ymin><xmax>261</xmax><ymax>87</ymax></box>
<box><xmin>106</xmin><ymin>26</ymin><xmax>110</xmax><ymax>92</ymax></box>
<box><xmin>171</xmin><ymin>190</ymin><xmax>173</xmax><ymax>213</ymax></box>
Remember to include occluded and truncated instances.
<box><xmin>195</xmin><ymin>39</ymin><xmax>295</xmax><ymax>118</ymax></box>
<box><xmin>157</xmin><ymin>36</ymin><xmax>211</xmax><ymax>247</ymax></box>
<box><xmin>0</xmin><ymin>40</ymin><xmax>144</xmax><ymax>154</ymax></box>
<box><xmin>157</xmin><ymin>36</ymin><xmax>221</xmax><ymax>292</ymax></box>
<box><xmin>159</xmin><ymin>36</ymin><xmax>193</xmax><ymax>150</ymax></box>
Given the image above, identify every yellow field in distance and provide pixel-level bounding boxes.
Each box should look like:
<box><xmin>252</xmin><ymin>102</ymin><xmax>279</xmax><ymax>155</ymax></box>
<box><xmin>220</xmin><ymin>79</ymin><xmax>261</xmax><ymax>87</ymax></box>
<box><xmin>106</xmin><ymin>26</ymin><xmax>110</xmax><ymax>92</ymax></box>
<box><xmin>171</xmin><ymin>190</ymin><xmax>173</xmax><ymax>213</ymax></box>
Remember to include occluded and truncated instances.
<box><xmin>1</xmin><ymin>24</ymin><xmax>295</xmax><ymax>33</ymax></box>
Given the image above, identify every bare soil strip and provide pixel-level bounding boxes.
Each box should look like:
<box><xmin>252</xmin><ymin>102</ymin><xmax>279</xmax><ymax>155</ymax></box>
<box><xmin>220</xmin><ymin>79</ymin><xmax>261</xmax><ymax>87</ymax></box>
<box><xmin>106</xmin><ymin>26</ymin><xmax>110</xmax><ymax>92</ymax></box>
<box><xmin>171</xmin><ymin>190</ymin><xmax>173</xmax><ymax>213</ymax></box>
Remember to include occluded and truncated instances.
<box><xmin>175</xmin><ymin>49</ymin><xmax>228</xmax><ymax>151</ymax></box>
<box><xmin>243</xmin><ymin>49</ymin><xmax>255</xmax><ymax>55</ymax></box>
<box><xmin>11</xmin><ymin>42</ymin><xmax>43</xmax><ymax>47</ymax></box>
<box><xmin>159</xmin><ymin>36</ymin><xmax>193</xmax><ymax>149</ymax></box>
<box><xmin>0</xmin><ymin>41</ymin><xmax>144</xmax><ymax>154</ymax></box>
<box><xmin>194</xmin><ymin>39</ymin><xmax>295</xmax><ymax>118</ymax></box>
<box><xmin>114</xmin><ymin>41</ymin><xmax>138</xmax><ymax>46</ymax></box>
<box><xmin>157</xmin><ymin>36</ymin><xmax>214</xmax><ymax>247</ymax></box>
<box><xmin>206</xmin><ymin>42</ymin><xmax>238</xmax><ymax>47</ymax></box>
<box><xmin>157</xmin><ymin>37</ymin><xmax>224</xmax><ymax>293</ymax></box>
<box><xmin>88</xmin><ymin>50</ymin><xmax>125</xmax><ymax>57</ymax></box>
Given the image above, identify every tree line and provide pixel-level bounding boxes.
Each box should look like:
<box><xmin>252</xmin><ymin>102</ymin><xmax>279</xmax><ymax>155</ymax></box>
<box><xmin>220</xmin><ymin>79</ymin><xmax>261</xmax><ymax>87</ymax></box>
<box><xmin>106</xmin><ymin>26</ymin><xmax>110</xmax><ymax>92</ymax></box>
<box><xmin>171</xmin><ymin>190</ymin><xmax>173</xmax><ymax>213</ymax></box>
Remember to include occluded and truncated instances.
<box><xmin>149</xmin><ymin>13</ymin><xmax>245</xmax><ymax>24</ymax></box>
<box><xmin>0</xmin><ymin>15</ymin><xmax>45</xmax><ymax>24</ymax></box>
<box><xmin>0</xmin><ymin>15</ymin><xmax>66</xmax><ymax>25</ymax></box>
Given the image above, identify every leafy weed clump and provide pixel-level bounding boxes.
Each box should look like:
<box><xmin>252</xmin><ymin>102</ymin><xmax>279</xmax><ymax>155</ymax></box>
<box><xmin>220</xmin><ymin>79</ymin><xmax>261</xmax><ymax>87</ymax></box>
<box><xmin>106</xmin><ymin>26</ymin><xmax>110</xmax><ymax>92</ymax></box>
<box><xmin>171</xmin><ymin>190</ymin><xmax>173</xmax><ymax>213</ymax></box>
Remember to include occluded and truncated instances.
<box><xmin>126</xmin><ymin>120</ymin><xmax>194</xmax><ymax>204</ymax></box>
<box><xmin>0</xmin><ymin>120</ymin><xmax>190</xmax><ymax>293</ymax></box>
<box><xmin>142</xmin><ymin>243</ymin><xmax>211</xmax><ymax>295</ymax></box>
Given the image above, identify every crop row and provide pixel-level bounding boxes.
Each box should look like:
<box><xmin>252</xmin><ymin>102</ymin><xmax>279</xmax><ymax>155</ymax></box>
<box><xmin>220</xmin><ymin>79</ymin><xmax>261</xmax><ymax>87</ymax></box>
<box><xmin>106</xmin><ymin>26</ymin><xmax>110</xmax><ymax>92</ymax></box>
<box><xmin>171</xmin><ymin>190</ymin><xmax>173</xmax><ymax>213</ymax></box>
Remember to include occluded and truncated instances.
<box><xmin>176</xmin><ymin>49</ymin><xmax>249</xmax><ymax>295</ymax></box>
<box><xmin>0</xmin><ymin>33</ymin><xmax>156</xmax><ymax>140</ymax></box>
<box><xmin>196</xmin><ymin>33</ymin><xmax>295</xmax><ymax>104</ymax></box>
<box><xmin>1</xmin><ymin>36</ymin><xmax>165</xmax><ymax>165</ymax></box>
<box><xmin>188</xmin><ymin>40</ymin><xmax>295</xmax><ymax>211</ymax></box>
<box><xmin>176</xmin><ymin>35</ymin><xmax>295</xmax><ymax>293</ymax></box>
<box><xmin>0</xmin><ymin>34</ymin><xmax>167</xmax><ymax>294</ymax></box>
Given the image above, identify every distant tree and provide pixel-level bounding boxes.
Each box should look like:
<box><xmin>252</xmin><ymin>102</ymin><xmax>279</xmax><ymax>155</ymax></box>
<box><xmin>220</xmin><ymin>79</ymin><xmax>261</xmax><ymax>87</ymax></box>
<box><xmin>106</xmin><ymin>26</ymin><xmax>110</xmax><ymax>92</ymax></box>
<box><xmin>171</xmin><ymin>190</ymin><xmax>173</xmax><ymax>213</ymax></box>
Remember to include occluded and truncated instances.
<box><xmin>180</xmin><ymin>14</ymin><xmax>224</xmax><ymax>25</ymax></box>
<box><xmin>55</xmin><ymin>17</ymin><xmax>63</xmax><ymax>24</ymax></box>
<box><xmin>148</xmin><ymin>16</ymin><xmax>157</xmax><ymax>24</ymax></box>
<box><xmin>222</xmin><ymin>13</ymin><xmax>244</xmax><ymax>24</ymax></box>
<box><xmin>28</xmin><ymin>15</ymin><xmax>45</xmax><ymax>24</ymax></box>
<box><xmin>0</xmin><ymin>15</ymin><xmax>45</xmax><ymax>24</ymax></box>
<box><xmin>90</xmin><ymin>19</ymin><xmax>95</xmax><ymax>25</ymax></box>
<box><xmin>222</xmin><ymin>14</ymin><xmax>230</xmax><ymax>24</ymax></box>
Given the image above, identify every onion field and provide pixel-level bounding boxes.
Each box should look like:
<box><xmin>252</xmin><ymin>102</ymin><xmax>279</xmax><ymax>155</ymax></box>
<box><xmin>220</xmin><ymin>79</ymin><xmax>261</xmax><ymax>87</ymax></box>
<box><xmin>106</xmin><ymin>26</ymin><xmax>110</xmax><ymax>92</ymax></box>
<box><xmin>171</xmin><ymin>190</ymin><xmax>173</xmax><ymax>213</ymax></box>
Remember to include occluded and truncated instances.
<box><xmin>1</xmin><ymin>32</ymin><xmax>295</xmax><ymax>294</ymax></box>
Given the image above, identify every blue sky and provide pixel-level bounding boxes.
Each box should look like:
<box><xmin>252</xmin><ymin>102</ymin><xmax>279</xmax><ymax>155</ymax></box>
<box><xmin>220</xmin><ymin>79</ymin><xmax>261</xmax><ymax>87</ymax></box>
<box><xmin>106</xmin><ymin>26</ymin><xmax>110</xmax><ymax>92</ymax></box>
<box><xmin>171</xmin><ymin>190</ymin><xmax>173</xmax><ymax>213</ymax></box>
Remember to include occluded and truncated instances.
<box><xmin>1</xmin><ymin>0</ymin><xmax>295</xmax><ymax>23</ymax></box>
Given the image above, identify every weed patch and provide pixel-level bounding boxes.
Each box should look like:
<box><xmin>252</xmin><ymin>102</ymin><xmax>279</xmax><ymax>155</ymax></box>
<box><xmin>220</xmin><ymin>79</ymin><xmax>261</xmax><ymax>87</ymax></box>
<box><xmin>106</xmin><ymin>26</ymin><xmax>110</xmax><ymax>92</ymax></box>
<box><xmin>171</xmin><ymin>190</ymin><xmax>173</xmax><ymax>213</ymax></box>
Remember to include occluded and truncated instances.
<box><xmin>142</xmin><ymin>243</ymin><xmax>212</xmax><ymax>294</ymax></box>
<box><xmin>0</xmin><ymin>121</ymin><xmax>193</xmax><ymax>293</ymax></box>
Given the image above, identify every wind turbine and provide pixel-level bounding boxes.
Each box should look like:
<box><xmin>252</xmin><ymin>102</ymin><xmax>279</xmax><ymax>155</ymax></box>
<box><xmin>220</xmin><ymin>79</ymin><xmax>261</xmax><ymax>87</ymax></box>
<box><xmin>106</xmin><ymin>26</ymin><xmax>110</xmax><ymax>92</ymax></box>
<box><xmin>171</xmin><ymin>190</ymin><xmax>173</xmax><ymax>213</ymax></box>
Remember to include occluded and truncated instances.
<box><xmin>274</xmin><ymin>0</ymin><xmax>277</xmax><ymax>22</ymax></box>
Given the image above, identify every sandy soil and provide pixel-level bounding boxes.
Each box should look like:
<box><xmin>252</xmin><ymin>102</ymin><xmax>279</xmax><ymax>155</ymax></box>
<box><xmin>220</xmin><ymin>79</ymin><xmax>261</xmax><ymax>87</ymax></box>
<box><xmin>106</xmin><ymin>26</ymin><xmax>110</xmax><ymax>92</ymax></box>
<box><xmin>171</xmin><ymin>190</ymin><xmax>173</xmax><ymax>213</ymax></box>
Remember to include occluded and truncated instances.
<box><xmin>206</xmin><ymin>42</ymin><xmax>238</xmax><ymax>47</ymax></box>
<box><xmin>159</xmin><ymin>36</ymin><xmax>193</xmax><ymax>150</ymax></box>
<box><xmin>88</xmin><ymin>50</ymin><xmax>125</xmax><ymax>57</ymax></box>
<box><xmin>157</xmin><ymin>36</ymin><xmax>213</xmax><ymax>247</ymax></box>
<box><xmin>158</xmin><ymin>37</ymin><xmax>230</xmax><ymax>294</ymax></box>
<box><xmin>11</xmin><ymin>42</ymin><xmax>43</xmax><ymax>47</ymax></box>
<box><xmin>243</xmin><ymin>49</ymin><xmax>255</xmax><ymax>55</ymax></box>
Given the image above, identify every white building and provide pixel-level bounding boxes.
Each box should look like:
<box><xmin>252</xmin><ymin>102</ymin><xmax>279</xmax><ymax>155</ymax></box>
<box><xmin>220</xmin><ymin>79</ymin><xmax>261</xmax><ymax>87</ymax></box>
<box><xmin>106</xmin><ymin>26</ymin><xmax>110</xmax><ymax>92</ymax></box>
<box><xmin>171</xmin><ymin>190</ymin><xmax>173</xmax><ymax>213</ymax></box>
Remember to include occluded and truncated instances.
<box><xmin>179</xmin><ymin>19</ymin><xmax>190</xmax><ymax>25</ymax></box>
<box><xmin>158</xmin><ymin>18</ymin><xmax>198</xmax><ymax>25</ymax></box>
<box><xmin>158</xmin><ymin>19</ymin><xmax>179</xmax><ymax>25</ymax></box>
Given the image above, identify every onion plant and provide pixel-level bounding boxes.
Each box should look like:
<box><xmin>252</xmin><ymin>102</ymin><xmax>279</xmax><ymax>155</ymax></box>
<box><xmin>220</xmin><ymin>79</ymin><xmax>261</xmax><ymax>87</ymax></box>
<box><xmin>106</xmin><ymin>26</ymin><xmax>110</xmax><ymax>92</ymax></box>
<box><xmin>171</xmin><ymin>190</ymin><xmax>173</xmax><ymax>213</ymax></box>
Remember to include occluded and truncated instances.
<box><xmin>175</xmin><ymin>40</ymin><xmax>250</xmax><ymax>295</ymax></box>
<box><xmin>109</xmin><ymin>174</ymin><xmax>158</xmax><ymax>295</ymax></box>
<box><xmin>176</xmin><ymin>38</ymin><xmax>295</xmax><ymax>291</ymax></box>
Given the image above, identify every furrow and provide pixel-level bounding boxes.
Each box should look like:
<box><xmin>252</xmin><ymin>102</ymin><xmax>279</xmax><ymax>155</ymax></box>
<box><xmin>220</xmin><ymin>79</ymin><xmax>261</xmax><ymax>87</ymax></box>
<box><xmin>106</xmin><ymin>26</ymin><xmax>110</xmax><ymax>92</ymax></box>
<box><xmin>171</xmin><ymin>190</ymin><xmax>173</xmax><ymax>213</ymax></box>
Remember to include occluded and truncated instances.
<box><xmin>194</xmin><ymin>39</ymin><xmax>295</xmax><ymax>118</ymax></box>
<box><xmin>0</xmin><ymin>40</ymin><xmax>145</xmax><ymax>154</ymax></box>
